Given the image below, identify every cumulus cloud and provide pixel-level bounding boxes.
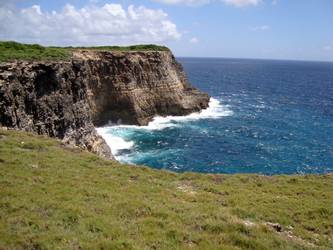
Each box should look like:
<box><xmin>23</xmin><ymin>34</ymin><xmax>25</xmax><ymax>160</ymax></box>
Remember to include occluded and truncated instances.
<box><xmin>153</xmin><ymin>0</ymin><xmax>261</xmax><ymax>7</ymax></box>
<box><xmin>0</xmin><ymin>3</ymin><xmax>181</xmax><ymax>46</ymax></box>
<box><xmin>189</xmin><ymin>37</ymin><xmax>199</xmax><ymax>43</ymax></box>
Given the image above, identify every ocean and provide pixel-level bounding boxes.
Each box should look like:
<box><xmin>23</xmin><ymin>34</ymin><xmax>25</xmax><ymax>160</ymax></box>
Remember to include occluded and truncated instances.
<box><xmin>97</xmin><ymin>58</ymin><xmax>333</xmax><ymax>174</ymax></box>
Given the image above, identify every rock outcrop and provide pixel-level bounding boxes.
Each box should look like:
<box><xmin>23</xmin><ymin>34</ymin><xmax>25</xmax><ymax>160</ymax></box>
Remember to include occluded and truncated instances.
<box><xmin>0</xmin><ymin>50</ymin><xmax>210</xmax><ymax>158</ymax></box>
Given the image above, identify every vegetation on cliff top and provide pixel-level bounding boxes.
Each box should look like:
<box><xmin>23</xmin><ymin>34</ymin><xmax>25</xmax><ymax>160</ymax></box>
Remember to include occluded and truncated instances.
<box><xmin>0</xmin><ymin>129</ymin><xmax>332</xmax><ymax>249</ymax></box>
<box><xmin>0</xmin><ymin>41</ymin><xmax>170</xmax><ymax>62</ymax></box>
<box><xmin>0</xmin><ymin>41</ymin><xmax>70</xmax><ymax>62</ymax></box>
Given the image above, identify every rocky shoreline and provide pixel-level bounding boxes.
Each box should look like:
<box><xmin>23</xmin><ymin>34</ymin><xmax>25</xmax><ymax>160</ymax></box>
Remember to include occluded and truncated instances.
<box><xmin>0</xmin><ymin>50</ymin><xmax>210</xmax><ymax>158</ymax></box>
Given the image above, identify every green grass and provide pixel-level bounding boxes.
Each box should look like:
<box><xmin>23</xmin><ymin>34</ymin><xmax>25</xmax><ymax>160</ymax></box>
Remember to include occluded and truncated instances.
<box><xmin>0</xmin><ymin>129</ymin><xmax>332</xmax><ymax>249</ymax></box>
<box><xmin>69</xmin><ymin>44</ymin><xmax>170</xmax><ymax>52</ymax></box>
<box><xmin>0</xmin><ymin>41</ymin><xmax>169</xmax><ymax>62</ymax></box>
<box><xmin>0</xmin><ymin>41</ymin><xmax>70</xmax><ymax>62</ymax></box>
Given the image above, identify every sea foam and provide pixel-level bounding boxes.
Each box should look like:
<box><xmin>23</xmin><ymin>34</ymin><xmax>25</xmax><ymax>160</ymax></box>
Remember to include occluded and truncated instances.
<box><xmin>97</xmin><ymin>97</ymin><xmax>232</xmax><ymax>159</ymax></box>
<box><xmin>107</xmin><ymin>97</ymin><xmax>232</xmax><ymax>131</ymax></box>
<box><xmin>96</xmin><ymin>127</ymin><xmax>134</xmax><ymax>156</ymax></box>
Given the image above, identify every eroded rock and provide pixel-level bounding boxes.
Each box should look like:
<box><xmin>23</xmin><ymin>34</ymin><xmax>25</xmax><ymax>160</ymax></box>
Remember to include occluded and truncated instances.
<box><xmin>0</xmin><ymin>50</ymin><xmax>210</xmax><ymax>158</ymax></box>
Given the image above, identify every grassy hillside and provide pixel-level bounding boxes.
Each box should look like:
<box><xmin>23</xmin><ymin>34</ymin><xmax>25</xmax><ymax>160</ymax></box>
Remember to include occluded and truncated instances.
<box><xmin>0</xmin><ymin>41</ymin><xmax>170</xmax><ymax>62</ymax></box>
<box><xmin>0</xmin><ymin>129</ymin><xmax>332</xmax><ymax>249</ymax></box>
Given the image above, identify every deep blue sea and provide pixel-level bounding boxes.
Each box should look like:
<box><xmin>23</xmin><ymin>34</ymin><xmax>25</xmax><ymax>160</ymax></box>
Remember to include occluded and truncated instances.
<box><xmin>98</xmin><ymin>58</ymin><xmax>333</xmax><ymax>174</ymax></box>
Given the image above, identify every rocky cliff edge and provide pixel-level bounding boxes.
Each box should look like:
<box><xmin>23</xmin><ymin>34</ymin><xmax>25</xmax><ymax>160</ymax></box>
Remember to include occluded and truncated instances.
<box><xmin>0</xmin><ymin>49</ymin><xmax>210</xmax><ymax>158</ymax></box>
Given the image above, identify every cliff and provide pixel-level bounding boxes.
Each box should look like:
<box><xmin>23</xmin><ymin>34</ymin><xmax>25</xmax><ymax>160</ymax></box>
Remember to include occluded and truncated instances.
<box><xmin>0</xmin><ymin>49</ymin><xmax>210</xmax><ymax>158</ymax></box>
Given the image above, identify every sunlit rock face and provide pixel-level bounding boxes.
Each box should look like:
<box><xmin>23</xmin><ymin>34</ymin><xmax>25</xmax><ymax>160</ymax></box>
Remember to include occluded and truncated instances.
<box><xmin>0</xmin><ymin>50</ymin><xmax>209</xmax><ymax>158</ymax></box>
<box><xmin>76</xmin><ymin>50</ymin><xmax>210</xmax><ymax>126</ymax></box>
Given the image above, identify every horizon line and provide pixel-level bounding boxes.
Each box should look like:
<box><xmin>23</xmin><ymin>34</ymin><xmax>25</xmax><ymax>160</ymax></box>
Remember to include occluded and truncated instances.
<box><xmin>175</xmin><ymin>55</ymin><xmax>333</xmax><ymax>64</ymax></box>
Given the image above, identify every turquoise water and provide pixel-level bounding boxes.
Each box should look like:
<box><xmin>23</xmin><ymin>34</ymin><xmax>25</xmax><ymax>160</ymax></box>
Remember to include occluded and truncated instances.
<box><xmin>98</xmin><ymin>58</ymin><xmax>333</xmax><ymax>174</ymax></box>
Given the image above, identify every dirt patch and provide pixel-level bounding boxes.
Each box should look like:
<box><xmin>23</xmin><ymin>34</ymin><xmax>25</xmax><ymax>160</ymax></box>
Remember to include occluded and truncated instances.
<box><xmin>208</xmin><ymin>174</ymin><xmax>225</xmax><ymax>184</ymax></box>
<box><xmin>265</xmin><ymin>222</ymin><xmax>283</xmax><ymax>232</ymax></box>
<box><xmin>242</xmin><ymin>219</ymin><xmax>256</xmax><ymax>227</ymax></box>
<box><xmin>61</xmin><ymin>143</ymin><xmax>83</xmax><ymax>154</ymax></box>
<box><xmin>72</xmin><ymin>50</ymin><xmax>102</xmax><ymax>60</ymax></box>
<box><xmin>177</xmin><ymin>182</ymin><xmax>196</xmax><ymax>196</ymax></box>
<box><xmin>240</xmin><ymin>220</ymin><xmax>316</xmax><ymax>247</ymax></box>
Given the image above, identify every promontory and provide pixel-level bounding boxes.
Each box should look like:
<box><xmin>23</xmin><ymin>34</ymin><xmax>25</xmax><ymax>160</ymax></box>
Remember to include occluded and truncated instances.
<box><xmin>0</xmin><ymin>42</ymin><xmax>210</xmax><ymax>159</ymax></box>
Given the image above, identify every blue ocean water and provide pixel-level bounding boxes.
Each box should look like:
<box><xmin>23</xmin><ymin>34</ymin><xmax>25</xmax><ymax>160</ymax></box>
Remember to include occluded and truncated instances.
<box><xmin>98</xmin><ymin>58</ymin><xmax>333</xmax><ymax>174</ymax></box>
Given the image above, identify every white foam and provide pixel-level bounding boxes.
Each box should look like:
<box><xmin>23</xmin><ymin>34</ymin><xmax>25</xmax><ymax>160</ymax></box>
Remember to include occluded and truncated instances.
<box><xmin>96</xmin><ymin>97</ymin><xmax>233</xmax><ymax>159</ymax></box>
<box><xmin>96</xmin><ymin>127</ymin><xmax>134</xmax><ymax>156</ymax></box>
<box><xmin>109</xmin><ymin>97</ymin><xmax>233</xmax><ymax>131</ymax></box>
<box><xmin>147</xmin><ymin>97</ymin><xmax>232</xmax><ymax>128</ymax></box>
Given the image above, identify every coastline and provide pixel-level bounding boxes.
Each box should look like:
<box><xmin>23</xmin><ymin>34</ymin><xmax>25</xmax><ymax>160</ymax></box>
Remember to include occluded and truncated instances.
<box><xmin>0</xmin><ymin>42</ymin><xmax>210</xmax><ymax>160</ymax></box>
<box><xmin>96</xmin><ymin>97</ymin><xmax>233</xmax><ymax>163</ymax></box>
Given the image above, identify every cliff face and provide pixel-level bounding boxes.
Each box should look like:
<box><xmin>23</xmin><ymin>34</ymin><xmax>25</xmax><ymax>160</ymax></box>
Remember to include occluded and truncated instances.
<box><xmin>0</xmin><ymin>50</ymin><xmax>210</xmax><ymax>158</ymax></box>
<box><xmin>0</xmin><ymin>60</ymin><xmax>112</xmax><ymax>159</ymax></box>
<box><xmin>76</xmin><ymin>50</ymin><xmax>210</xmax><ymax>126</ymax></box>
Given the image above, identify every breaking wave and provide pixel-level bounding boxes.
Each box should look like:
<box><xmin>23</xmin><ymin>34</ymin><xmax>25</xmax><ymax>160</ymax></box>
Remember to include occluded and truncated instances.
<box><xmin>96</xmin><ymin>97</ymin><xmax>233</xmax><ymax>161</ymax></box>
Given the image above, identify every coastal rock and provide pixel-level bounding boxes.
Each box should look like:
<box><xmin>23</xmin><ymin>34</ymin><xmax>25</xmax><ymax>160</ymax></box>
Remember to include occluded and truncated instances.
<box><xmin>0</xmin><ymin>50</ymin><xmax>210</xmax><ymax>158</ymax></box>
<box><xmin>0</xmin><ymin>61</ymin><xmax>112</xmax><ymax>158</ymax></box>
<box><xmin>76</xmin><ymin>50</ymin><xmax>210</xmax><ymax>125</ymax></box>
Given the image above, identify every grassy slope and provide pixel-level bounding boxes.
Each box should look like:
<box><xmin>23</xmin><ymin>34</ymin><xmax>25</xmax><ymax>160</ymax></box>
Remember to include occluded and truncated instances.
<box><xmin>0</xmin><ymin>41</ymin><xmax>169</xmax><ymax>62</ymax></box>
<box><xmin>0</xmin><ymin>129</ymin><xmax>332</xmax><ymax>249</ymax></box>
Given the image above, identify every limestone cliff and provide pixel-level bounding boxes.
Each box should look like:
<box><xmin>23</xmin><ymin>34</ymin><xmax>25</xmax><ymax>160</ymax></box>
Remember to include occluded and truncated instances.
<box><xmin>0</xmin><ymin>50</ymin><xmax>210</xmax><ymax>158</ymax></box>
<box><xmin>0</xmin><ymin>60</ymin><xmax>112</xmax><ymax>159</ymax></box>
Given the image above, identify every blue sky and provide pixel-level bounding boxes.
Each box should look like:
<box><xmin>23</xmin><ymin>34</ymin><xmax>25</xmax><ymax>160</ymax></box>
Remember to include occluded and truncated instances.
<box><xmin>1</xmin><ymin>0</ymin><xmax>332</xmax><ymax>61</ymax></box>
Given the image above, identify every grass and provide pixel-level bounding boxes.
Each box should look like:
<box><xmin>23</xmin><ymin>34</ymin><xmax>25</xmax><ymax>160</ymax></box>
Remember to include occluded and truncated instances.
<box><xmin>0</xmin><ymin>41</ymin><xmax>170</xmax><ymax>62</ymax></box>
<box><xmin>69</xmin><ymin>44</ymin><xmax>170</xmax><ymax>52</ymax></box>
<box><xmin>0</xmin><ymin>129</ymin><xmax>332</xmax><ymax>249</ymax></box>
<box><xmin>0</xmin><ymin>41</ymin><xmax>70</xmax><ymax>62</ymax></box>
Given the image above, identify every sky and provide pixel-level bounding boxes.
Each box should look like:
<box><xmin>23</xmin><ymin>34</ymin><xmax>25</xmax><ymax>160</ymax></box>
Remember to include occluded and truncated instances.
<box><xmin>0</xmin><ymin>0</ymin><xmax>332</xmax><ymax>61</ymax></box>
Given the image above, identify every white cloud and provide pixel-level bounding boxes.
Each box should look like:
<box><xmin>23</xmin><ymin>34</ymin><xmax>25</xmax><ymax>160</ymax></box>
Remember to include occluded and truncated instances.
<box><xmin>223</xmin><ymin>0</ymin><xmax>261</xmax><ymax>7</ymax></box>
<box><xmin>189</xmin><ymin>37</ymin><xmax>199</xmax><ymax>43</ymax></box>
<box><xmin>153</xmin><ymin>0</ymin><xmax>261</xmax><ymax>7</ymax></box>
<box><xmin>0</xmin><ymin>3</ymin><xmax>181</xmax><ymax>46</ymax></box>
<box><xmin>152</xmin><ymin>0</ymin><xmax>210</xmax><ymax>6</ymax></box>
<box><xmin>251</xmin><ymin>25</ymin><xmax>270</xmax><ymax>31</ymax></box>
